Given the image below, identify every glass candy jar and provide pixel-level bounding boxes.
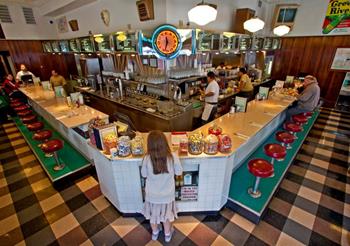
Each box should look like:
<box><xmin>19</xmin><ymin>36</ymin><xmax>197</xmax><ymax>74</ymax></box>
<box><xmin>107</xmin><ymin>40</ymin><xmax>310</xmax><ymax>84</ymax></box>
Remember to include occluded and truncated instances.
<box><xmin>208</xmin><ymin>124</ymin><xmax>222</xmax><ymax>136</ymax></box>
<box><xmin>117</xmin><ymin>136</ymin><xmax>131</xmax><ymax>157</ymax></box>
<box><xmin>131</xmin><ymin>135</ymin><xmax>144</xmax><ymax>156</ymax></box>
<box><xmin>204</xmin><ymin>134</ymin><xmax>219</xmax><ymax>155</ymax></box>
<box><xmin>103</xmin><ymin>133</ymin><xmax>117</xmax><ymax>155</ymax></box>
<box><xmin>218</xmin><ymin>134</ymin><xmax>232</xmax><ymax>153</ymax></box>
<box><xmin>188</xmin><ymin>133</ymin><xmax>203</xmax><ymax>155</ymax></box>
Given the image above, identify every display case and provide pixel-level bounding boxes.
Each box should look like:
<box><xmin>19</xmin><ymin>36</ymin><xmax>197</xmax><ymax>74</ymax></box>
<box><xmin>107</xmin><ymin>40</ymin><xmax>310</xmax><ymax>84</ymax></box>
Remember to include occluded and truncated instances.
<box><xmin>69</xmin><ymin>39</ymin><xmax>80</xmax><ymax>52</ymax></box>
<box><xmin>51</xmin><ymin>41</ymin><xmax>60</xmax><ymax>52</ymax></box>
<box><xmin>59</xmin><ymin>40</ymin><xmax>70</xmax><ymax>52</ymax></box>
<box><xmin>79</xmin><ymin>36</ymin><xmax>95</xmax><ymax>52</ymax></box>
<box><xmin>272</xmin><ymin>38</ymin><xmax>281</xmax><ymax>50</ymax></box>
<box><xmin>94</xmin><ymin>34</ymin><xmax>112</xmax><ymax>52</ymax></box>
<box><xmin>263</xmin><ymin>37</ymin><xmax>273</xmax><ymax>50</ymax></box>
<box><xmin>251</xmin><ymin>36</ymin><xmax>264</xmax><ymax>50</ymax></box>
<box><xmin>114</xmin><ymin>32</ymin><xmax>137</xmax><ymax>52</ymax></box>
<box><xmin>239</xmin><ymin>36</ymin><xmax>252</xmax><ymax>51</ymax></box>
<box><xmin>42</xmin><ymin>41</ymin><xmax>52</xmax><ymax>52</ymax></box>
<box><xmin>220</xmin><ymin>32</ymin><xmax>237</xmax><ymax>51</ymax></box>
<box><xmin>197</xmin><ymin>30</ymin><xmax>213</xmax><ymax>51</ymax></box>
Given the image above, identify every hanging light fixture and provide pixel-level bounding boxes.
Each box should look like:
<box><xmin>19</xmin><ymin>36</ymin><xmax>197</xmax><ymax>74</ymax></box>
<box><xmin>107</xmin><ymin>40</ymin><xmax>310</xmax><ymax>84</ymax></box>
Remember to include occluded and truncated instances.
<box><xmin>273</xmin><ymin>25</ymin><xmax>290</xmax><ymax>36</ymax></box>
<box><xmin>273</xmin><ymin>8</ymin><xmax>291</xmax><ymax>36</ymax></box>
<box><xmin>94</xmin><ymin>34</ymin><xmax>104</xmax><ymax>43</ymax></box>
<box><xmin>188</xmin><ymin>1</ymin><xmax>217</xmax><ymax>26</ymax></box>
<box><xmin>243</xmin><ymin>17</ymin><xmax>265</xmax><ymax>33</ymax></box>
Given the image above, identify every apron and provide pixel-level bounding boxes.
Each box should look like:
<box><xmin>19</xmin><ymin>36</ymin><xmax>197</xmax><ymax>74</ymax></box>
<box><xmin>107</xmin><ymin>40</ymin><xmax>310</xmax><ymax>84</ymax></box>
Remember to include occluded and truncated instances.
<box><xmin>201</xmin><ymin>103</ymin><xmax>215</xmax><ymax>121</ymax></box>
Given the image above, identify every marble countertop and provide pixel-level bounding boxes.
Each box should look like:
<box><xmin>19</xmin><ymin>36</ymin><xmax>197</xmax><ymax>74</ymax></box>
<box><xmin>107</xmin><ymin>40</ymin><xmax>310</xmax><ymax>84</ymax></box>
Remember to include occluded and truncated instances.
<box><xmin>20</xmin><ymin>86</ymin><xmax>108</xmax><ymax>128</ymax></box>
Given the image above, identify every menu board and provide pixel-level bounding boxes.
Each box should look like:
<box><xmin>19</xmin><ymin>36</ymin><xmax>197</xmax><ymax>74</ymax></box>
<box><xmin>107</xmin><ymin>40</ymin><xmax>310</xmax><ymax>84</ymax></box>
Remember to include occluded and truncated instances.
<box><xmin>252</xmin><ymin>37</ymin><xmax>264</xmax><ymax>50</ymax></box>
<box><xmin>263</xmin><ymin>37</ymin><xmax>273</xmax><ymax>50</ymax></box>
<box><xmin>272</xmin><ymin>38</ymin><xmax>281</xmax><ymax>50</ymax></box>
<box><xmin>197</xmin><ymin>30</ymin><xmax>212</xmax><ymax>51</ymax></box>
<box><xmin>94</xmin><ymin>35</ymin><xmax>112</xmax><ymax>52</ymax></box>
<box><xmin>42</xmin><ymin>41</ymin><xmax>52</xmax><ymax>52</ymax></box>
<box><xmin>114</xmin><ymin>32</ymin><xmax>136</xmax><ymax>52</ymax></box>
<box><xmin>69</xmin><ymin>39</ymin><xmax>80</xmax><ymax>52</ymax></box>
<box><xmin>239</xmin><ymin>37</ymin><xmax>252</xmax><ymax>51</ymax></box>
<box><xmin>51</xmin><ymin>41</ymin><xmax>60</xmax><ymax>52</ymax></box>
<box><xmin>59</xmin><ymin>40</ymin><xmax>70</xmax><ymax>52</ymax></box>
<box><xmin>79</xmin><ymin>37</ymin><xmax>94</xmax><ymax>52</ymax></box>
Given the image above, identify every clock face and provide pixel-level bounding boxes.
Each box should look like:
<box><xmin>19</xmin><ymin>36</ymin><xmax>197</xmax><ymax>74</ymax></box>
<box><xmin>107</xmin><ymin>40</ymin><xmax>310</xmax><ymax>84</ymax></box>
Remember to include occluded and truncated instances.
<box><xmin>152</xmin><ymin>25</ymin><xmax>182</xmax><ymax>59</ymax></box>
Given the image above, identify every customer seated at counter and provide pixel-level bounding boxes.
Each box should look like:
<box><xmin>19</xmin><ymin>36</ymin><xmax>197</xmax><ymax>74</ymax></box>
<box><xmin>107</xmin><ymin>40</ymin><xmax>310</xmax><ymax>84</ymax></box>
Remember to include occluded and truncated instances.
<box><xmin>16</xmin><ymin>64</ymin><xmax>35</xmax><ymax>82</ymax></box>
<box><xmin>201</xmin><ymin>71</ymin><xmax>220</xmax><ymax>123</ymax></box>
<box><xmin>287</xmin><ymin>75</ymin><xmax>320</xmax><ymax>119</ymax></box>
<box><xmin>1</xmin><ymin>74</ymin><xmax>20</xmax><ymax>97</ymax></box>
<box><xmin>49</xmin><ymin>70</ymin><xmax>67</xmax><ymax>89</ymax></box>
<box><xmin>237</xmin><ymin>67</ymin><xmax>254</xmax><ymax>101</ymax></box>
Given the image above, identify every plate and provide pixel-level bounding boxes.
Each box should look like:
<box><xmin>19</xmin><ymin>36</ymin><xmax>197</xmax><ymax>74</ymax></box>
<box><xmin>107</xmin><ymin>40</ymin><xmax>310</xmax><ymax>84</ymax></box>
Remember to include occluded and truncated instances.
<box><xmin>146</xmin><ymin>108</ymin><xmax>156</xmax><ymax>113</ymax></box>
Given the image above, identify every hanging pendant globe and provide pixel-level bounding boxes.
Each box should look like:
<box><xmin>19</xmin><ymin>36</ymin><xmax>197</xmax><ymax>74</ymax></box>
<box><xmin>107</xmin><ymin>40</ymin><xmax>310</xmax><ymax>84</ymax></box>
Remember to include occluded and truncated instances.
<box><xmin>243</xmin><ymin>17</ymin><xmax>265</xmax><ymax>33</ymax></box>
<box><xmin>188</xmin><ymin>3</ymin><xmax>217</xmax><ymax>26</ymax></box>
<box><xmin>273</xmin><ymin>25</ymin><xmax>290</xmax><ymax>36</ymax></box>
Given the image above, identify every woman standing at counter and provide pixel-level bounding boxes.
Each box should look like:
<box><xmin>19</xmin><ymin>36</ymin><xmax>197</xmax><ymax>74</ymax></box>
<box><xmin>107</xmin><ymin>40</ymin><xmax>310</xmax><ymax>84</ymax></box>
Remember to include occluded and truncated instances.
<box><xmin>141</xmin><ymin>131</ymin><xmax>183</xmax><ymax>242</ymax></box>
<box><xmin>238</xmin><ymin>67</ymin><xmax>254</xmax><ymax>101</ymax></box>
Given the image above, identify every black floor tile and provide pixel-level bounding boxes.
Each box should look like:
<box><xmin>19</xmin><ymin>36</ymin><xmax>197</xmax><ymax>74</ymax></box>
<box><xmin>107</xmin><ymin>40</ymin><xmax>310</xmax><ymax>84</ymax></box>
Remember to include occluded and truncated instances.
<box><xmin>21</xmin><ymin>215</ymin><xmax>50</xmax><ymax>238</ymax></box>
<box><xmin>244</xmin><ymin>235</ymin><xmax>269</xmax><ymax>246</ymax></box>
<box><xmin>65</xmin><ymin>193</ymin><xmax>91</xmax><ymax>212</ymax></box>
<box><xmin>13</xmin><ymin>194</ymin><xmax>38</xmax><ymax>212</ymax></box>
<box><xmin>262</xmin><ymin>208</ymin><xmax>288</xmax><ymax>231</ymax></box>
<box><xmin>308</xmin><ymin>231</ymin><xmax>340</xmax><ymax>246</ymax></box>
<box><xmin>80</xmin><ymin>213</ymin><xmax>109</xmax><ymax>238</ymax></box>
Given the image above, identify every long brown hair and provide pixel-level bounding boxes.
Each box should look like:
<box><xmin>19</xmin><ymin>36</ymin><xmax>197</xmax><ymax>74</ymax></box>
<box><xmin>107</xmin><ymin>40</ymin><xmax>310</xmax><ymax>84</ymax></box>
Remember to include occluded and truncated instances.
<box><xmin>146</xmin><ymin>130</ymin><xmax>173</xmax><ymax>174</ymax></box>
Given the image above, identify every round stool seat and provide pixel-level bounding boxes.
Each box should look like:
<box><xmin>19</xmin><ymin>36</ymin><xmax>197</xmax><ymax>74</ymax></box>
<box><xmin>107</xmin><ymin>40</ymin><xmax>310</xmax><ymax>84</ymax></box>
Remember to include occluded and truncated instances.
<box><xmin>22</xmin><ymin>114</ymin><xmax>37</xmax><ymax>124</ymax></box>
<box><xmin>248</xmin><ymin>158</ymin><xmax>274</xmax><ymax>178</ymax></box>
<box><xmin>27</xmin><ymin>122</ymin><xmax>44</xmax><ymax>132</ymax></box>
<box><xmin>276</xmin><ymin>131</ymin><xmax>295</xmax><ymax>144</ymax></box>
<box><xmin>10</xmin><ymin>98</ymin><xmax>20</xmax><ymax>103</ymax></box>
<box><xmin>303</xmin><ymin>112</ymin><xmax>312</xmax><ymax>117</ymax></box>
<box><xmin>10</xmin><ymin>102</ymin><xmax>23</xmax><ymax>108</ymax></box>
<box><xmin>292</xmin><ymin>114</ymin><xmax>308</xmax><ymax>124</ymax></box>
<box><xmin>264</xmin><ymin>143</ymin><xmax>286</xmax><ymax>159</ymax></box>
<box><xmin>41</xmin><ymin>139</ymin><xmax>63</xmax><ymax>153</ymax></box>
<box><xmin>14</xmin><ymin>105</ymin><xmax>29</xmax><ymax>112</ymax></box>
<box><xmin>17</xmin><ymin>109</ymin><xmax>33</xmax><ymax>117</ymax></box>
<box><xmin>284</xmin><ymin>122</ymin><xmax>302</xmax><ymax>133</ymax></box>
<box><xmin>33</xmin><ymin>130</ymin><xmax>52</xmax><ymax>141</ymax></box>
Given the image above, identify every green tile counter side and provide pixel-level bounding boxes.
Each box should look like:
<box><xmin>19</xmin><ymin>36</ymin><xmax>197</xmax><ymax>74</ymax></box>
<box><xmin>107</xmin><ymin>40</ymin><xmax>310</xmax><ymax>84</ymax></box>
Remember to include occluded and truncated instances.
<box><xmin>13</xmin><ymin>116</ymin><xmax>91</xmax><ymax>182</ymax></box>
<box><xmin>228</xmin><ymin>110</ymin><xmax>319</xmax><ymax>214</ymax></box>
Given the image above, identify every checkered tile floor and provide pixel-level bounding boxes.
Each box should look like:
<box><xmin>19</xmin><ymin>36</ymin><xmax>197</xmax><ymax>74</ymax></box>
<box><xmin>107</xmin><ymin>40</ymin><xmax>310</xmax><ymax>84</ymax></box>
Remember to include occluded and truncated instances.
<box><xmin>0</xmin><ymin>108</ymin><xmax>349</xmax><ymax>246</ymax></box>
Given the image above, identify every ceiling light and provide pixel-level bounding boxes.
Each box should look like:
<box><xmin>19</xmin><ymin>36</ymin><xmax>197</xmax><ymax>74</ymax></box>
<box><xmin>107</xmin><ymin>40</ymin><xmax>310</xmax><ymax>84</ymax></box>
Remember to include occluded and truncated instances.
<box><xmin>117</xmin><ymin>32</ymin><xmax>127</xmax><ymax>41</ymax></box>
<box><xmin>273</xmin><ymin>24</ymin><xmax>290</xmax><ymax>36</ymax></box>
<box><xmin>223</xmin><ymin>32</ymin><xmax>235</xmax><ymax>38</ymax></box>
<box><xmin>188</xmin><ymin>1</ymin><xmax>217</xmax><ymax>26</ymax></box>
<box><xmin>243</xmin><ymin>17</ymin><xmax>265</xmax><ymax>33</ymax></box>
<box><xmin>94</xmin><ymin>36</ymin><xmax>104</xmax><ymax>43</ymax></box>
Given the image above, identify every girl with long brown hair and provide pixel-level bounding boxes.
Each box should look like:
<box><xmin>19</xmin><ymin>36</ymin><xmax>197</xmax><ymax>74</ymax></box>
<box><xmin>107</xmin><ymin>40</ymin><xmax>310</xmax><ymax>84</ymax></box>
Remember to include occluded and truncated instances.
<box><xmin>141</xmin><ymin>130</ymin><xmax>183</xmax><ymax>242</ymax></box>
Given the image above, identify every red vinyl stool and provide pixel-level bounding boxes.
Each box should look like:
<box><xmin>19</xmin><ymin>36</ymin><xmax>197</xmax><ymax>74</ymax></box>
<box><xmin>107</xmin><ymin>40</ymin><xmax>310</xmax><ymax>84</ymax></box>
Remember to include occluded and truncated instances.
<box><xmin>248</xmin><ymin>158</ymin><xmax>274</xmax><ymax>198</ymax></box>
<box><xmin>292</xmin><ymin>114</ymin><xmax>308</xmax><ymax>131</ymax></box>
<box><xmin>14</xmin><ymin>105</ymin><xmax>30</xmax><ymax>112</ymax></box>
<box><xmin>33</xmin><ymin>130</ymin><xmax>53</xmax><ymax>157</ymax></box>
<box><xmin>41</xmin><ymin>139</ymin><xmax>65</xmax><ymax>171</ymax></box>
<box><xmin>264</xmin><ymin>143</ymin><xmax>286</xmax><ymax>165</ymax></box>
<box><xmin>303</xmin><ymin>112</ymin><xmax>312</xmax><ymax>119</ymax></box>
<box><xmin>283</xmin><ymin>122</ymin><xmax>302</xmax><ymax>139</ymax></box>
<box><xmin>27</xmin><ymin>122</ymin><xmax>44</xmax><ymax>132</ymax></box>
<box><xmin>17</xmin><ymin>109</ymin><xmax>33</xmax><ymax>117</ymax></box>
<box><xmin>10</xmin><ymin>101</ymin><xmax>24</xmax><ymax>108</ymax></box>
<box><xmin>10</xmin><ymin>98</ymin><xmax>20</xmax><ymax>103</ymax></box>
<box><xmin>21</xmin><ymin>114</ymin><xmax>37</xmax><ymax>124</ymax></box>
<box><xmin>275</xmin><ymin>131</ymin><xmax>295</xmax><ymax>149</ymax></box>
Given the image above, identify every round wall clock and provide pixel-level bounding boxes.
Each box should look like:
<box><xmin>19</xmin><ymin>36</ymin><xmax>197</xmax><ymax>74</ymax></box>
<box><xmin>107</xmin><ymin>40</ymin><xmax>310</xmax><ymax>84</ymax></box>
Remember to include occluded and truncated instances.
<box><xmin>152</xmin><ymin>25</ymin><xmax>182</xmax><ymax>60</ymax></box>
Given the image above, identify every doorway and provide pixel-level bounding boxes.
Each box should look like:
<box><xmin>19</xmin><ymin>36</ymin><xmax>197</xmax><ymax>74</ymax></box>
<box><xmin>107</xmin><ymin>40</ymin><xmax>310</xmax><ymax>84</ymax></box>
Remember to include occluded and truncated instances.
<box><xmin>0</xmin><ymin>51</ymin><xmax>15</xmax><ymax>81</ymax></box>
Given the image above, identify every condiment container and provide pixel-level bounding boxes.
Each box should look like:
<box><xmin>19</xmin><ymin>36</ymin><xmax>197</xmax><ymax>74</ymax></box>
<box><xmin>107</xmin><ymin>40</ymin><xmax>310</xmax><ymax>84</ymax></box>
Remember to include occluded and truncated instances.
<box><xmin>188</xmin><ymin>132</ymin><xmax>203</xmax><ymax>155</ymax></box>
<box><xmin>218</xmin><ymin>134</ymin><xmax>232</xmax><ymax>153</ymax></box>
<box><xmin>117</xmin><ymin>136</ymin><xmax>131</xmax><ymax>157</ymax></box>
<box><xmin>131</xmin><ymin>135</ymin><xmax>144</xmax><ymax>156</ymax></box>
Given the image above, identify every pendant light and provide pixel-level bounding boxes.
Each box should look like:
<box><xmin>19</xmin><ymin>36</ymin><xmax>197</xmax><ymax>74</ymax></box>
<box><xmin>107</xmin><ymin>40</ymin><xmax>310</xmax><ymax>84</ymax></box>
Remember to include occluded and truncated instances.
<box><xmin>243</xmin><ymin>17</ymin><xmax>265</xmax><ymax>33</ymax></box>
<box><xmin>188</xmin><ymin>1</ymin><xmax>217</xmax><ymax>26</ymax></box>
<box><xmin>273</xmin><ymin>25</ymin><xmax>290</xmax><ymax>36</ymax></box>
<box><xmin>273</xmin><ymin>8</ymin><xmax>291</xmax><ymax>36</ymax></box>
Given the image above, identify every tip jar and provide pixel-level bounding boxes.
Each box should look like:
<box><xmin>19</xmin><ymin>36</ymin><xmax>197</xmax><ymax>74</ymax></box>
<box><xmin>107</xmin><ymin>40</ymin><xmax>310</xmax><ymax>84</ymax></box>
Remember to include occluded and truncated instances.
<box><xmin>204</xmin><ymin>134</ymin><xmax>219</xmax><ymax>155</ymax></box>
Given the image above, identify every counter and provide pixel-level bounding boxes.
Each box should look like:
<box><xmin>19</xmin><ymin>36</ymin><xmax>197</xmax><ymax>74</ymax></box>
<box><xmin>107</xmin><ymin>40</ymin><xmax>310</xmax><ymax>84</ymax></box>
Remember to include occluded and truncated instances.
<box><xmin>88</xmin><ymin>94</ymin><xmax>294</xmax><ymax>214</ymax></box>
<box><xmin>20</xmin><ymin>86</ymin><xmax>108</xmax><ymax>160</ymax></box>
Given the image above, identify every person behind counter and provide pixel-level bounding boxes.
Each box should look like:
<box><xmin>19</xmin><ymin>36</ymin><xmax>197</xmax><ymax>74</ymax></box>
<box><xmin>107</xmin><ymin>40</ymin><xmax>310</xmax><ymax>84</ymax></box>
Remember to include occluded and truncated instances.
<box><xmin>237</xmin><ymin>67</ymin><xmax>254</xmax><ymax>101</ymax></box>
<box><xmin>141</xmin><ymin>130</ymin><xmax>183</xmax><ymax>242</ymax></box>
<box><xmin>216</xmin><ymin>62</ymin><xmax>226</xmax><ymax>70</ymax></box>
<box><xmin>287</xmin><ymin>75</ymin><xmax>320</xmax><ymax>119</ymax></box>
<box><xmin>49</xmin><ymin>70</ymin><xmax>67</xmax><ymax>89</ymax></box>
<box><xmin>201</xmin><ymin>71</ymin><xmax>220</xmax><ymax>123</ymax></box>
<box><xmin>16</xmin><ymin>64</ymin><xmax>34</xmax><ymax>82</ymax></box>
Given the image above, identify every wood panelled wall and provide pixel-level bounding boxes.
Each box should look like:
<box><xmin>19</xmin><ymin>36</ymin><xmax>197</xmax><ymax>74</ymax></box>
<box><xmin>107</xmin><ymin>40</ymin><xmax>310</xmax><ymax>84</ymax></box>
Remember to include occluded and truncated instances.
<box><xmin>1</xmin><ymin>40</ymin><xmax>78</xmax><ymax>81</ymax></box>
<box><xmin>271</xmin><ymin>35</ymin><xmax>350</xmax><ymax>107</ymax></box>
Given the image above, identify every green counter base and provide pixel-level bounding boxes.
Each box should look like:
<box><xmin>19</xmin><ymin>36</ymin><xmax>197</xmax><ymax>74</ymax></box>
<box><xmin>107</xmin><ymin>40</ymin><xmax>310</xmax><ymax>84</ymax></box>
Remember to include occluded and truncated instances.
<box><xmin>226</xmin><ymin>110</ymin><xmax>319</xmax><ymax>224</ymax></box>
<box><xmin>12</xmin><ymin>116</ymin><xmax>91</xmax><ymax>182</ymax></box>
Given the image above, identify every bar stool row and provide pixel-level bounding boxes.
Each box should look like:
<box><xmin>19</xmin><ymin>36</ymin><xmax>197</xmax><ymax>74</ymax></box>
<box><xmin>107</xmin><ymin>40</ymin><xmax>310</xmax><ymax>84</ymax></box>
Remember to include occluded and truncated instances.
<box><xmin>10</xmin><ymin>99</ymin><xmax>65</xmax><ymax>171</ymax></box>
<box><xmin>247</xmin><ymin>112</ymin><xmax>311</xmax><ymax>198</ymax></box>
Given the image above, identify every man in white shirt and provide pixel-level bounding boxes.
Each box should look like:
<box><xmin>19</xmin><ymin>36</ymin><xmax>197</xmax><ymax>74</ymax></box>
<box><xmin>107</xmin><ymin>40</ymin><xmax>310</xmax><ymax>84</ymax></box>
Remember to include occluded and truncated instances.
<box><xmin>16</xmin><ymin>64</ymin><xmax>35</xmax><ymax>82</ymax></box>
<box><xmin>201</xmin><ymin>71</ymin><xmax>220</xmax><ymax>123</ymax></box>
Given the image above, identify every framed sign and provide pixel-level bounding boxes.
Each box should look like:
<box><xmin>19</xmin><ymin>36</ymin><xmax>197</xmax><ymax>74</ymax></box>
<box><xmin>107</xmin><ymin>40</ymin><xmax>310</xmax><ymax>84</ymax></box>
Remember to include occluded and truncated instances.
<box><xmin>235</xmin><ymin>96</ymin><xmax>248</xmax><ymax>113</ymax></box>
<box><xmin>331</xmin><ymin>48</ymin><xmax>350</xmax><ymax>71</ymax></box>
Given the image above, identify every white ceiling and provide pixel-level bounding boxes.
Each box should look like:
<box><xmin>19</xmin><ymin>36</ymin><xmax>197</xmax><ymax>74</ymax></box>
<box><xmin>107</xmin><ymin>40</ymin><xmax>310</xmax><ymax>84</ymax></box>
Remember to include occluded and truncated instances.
<box><xmin>0</xmin><ymin>0</ymin><xmax>50</xmax><ymax>7</ymax></box>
